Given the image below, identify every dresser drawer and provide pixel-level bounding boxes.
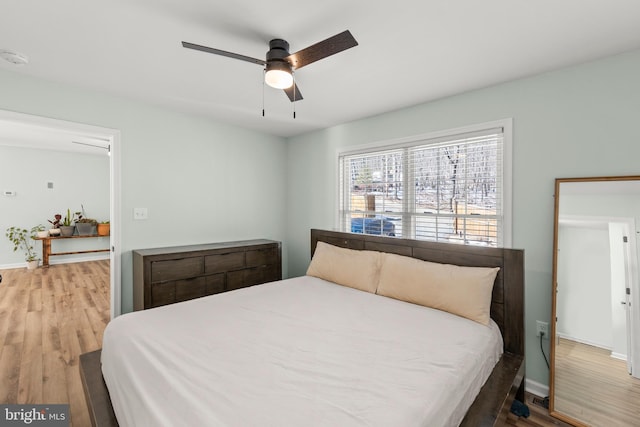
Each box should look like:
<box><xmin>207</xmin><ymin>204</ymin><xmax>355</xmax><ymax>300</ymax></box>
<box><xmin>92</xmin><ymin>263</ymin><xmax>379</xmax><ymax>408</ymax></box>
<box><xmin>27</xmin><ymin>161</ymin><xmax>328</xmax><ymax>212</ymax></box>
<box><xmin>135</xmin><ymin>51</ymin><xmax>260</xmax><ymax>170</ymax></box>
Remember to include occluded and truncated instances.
<box><xmin>176</xmin><ymin>277</ymin><xmax>207</xmax><ymax>302</ymax></box>
<box><xmin>205</xmin><ymin>273</ymin><xmax>225</xmax><ymax>295</ymax></box>
<box><xmin>150</xmin><ymin>282</ymin><xmax>175</xmax><ymax>307</ymax></box>
<box><xmin>205</xmin><ymin>252</ymin><xmax>245</xmax><ymax>274</ymax></box>
<box><xmin>246</xmin><ymin>247</ymin><xmax>278</xmax><ymax>267</ymax></box>
<box><xmin>262</xmin><ymin>263</ymin><xmax>281</xmax><ymax>283</ymax></box>
<box><xmin>246</xmin><ymin>264</ymin><xmax>281</xmax><ymax>286</ymax></box>
<box><xmin>243</xmin><ymin>267</ymin><xmax>265</xmax><ymax>287</ymax></box>
<box><xmin>227</xmin><ymin>270</ymin><xmax>246</xmax><ymax>291</ymax></box>
<box><xmin>227</xmin><ymin>264</ymin><xmax>281</xmax><ymax>290</ymax></box>
<box><xmin>151</xmin><ymin>257</ymin><xmax>203</xmax><ymax>283</ymax></box>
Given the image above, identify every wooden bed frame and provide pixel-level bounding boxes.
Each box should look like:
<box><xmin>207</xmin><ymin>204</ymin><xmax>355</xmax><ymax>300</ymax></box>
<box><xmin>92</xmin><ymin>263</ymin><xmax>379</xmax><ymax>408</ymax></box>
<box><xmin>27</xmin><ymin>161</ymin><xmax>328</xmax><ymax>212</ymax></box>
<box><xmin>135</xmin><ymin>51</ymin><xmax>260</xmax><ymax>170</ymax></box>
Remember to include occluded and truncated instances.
<box><xmin>80</xmin><ymin>229</ymin><xmax>525</xmax><ymax>426</ymax></box>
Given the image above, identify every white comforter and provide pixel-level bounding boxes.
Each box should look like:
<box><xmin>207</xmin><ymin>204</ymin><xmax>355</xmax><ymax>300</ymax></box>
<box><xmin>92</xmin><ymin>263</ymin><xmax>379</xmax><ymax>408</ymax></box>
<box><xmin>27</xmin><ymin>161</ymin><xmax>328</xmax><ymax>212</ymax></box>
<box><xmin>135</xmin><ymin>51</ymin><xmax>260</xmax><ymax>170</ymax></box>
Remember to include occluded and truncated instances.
<box><xmin>102</xmin><ymin>276</ymin><xmax>503</xmax><ymax>427</ymax></box>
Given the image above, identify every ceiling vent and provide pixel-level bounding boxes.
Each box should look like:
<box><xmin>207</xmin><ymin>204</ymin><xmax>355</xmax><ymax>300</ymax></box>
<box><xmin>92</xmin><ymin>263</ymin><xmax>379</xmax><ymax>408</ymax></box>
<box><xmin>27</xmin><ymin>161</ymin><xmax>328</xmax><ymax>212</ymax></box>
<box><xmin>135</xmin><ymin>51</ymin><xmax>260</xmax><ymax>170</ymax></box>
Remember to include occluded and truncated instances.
<box><xmin>0</xmin><ymin>49</ymin><xmax>29</xmax><ymax>66</ymax></box>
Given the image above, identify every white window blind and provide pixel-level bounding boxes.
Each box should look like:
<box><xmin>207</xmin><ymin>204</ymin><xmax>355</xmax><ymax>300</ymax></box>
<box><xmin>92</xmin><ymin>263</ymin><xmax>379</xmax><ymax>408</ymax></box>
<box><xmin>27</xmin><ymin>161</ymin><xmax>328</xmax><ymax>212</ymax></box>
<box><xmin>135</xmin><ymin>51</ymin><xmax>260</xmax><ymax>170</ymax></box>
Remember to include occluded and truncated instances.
<box><xmin>339</xmin><ymin>126</ymin><xmax>506</xmax><ymax>247</ymax></box>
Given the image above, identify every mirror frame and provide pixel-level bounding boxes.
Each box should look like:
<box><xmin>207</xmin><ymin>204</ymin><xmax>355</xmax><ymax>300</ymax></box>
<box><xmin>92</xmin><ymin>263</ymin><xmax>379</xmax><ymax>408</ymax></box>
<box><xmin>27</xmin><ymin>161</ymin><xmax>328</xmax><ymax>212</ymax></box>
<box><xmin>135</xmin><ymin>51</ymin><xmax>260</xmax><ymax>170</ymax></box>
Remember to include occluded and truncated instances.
<box><xmin>550</xmin><ymin>175</ymin><xmax>640</xmax><ymax>426</ymax></box>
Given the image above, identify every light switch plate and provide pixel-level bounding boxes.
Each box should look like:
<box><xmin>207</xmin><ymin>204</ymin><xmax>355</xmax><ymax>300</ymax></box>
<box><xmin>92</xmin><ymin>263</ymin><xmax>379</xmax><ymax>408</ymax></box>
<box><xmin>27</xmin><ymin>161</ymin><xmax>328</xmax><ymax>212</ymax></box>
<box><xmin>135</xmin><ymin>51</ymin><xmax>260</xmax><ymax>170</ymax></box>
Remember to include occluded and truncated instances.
<box><xmin>133</xmin><ymin>207</ymin><xmax>148</xmax><ymax>220</ymax></box>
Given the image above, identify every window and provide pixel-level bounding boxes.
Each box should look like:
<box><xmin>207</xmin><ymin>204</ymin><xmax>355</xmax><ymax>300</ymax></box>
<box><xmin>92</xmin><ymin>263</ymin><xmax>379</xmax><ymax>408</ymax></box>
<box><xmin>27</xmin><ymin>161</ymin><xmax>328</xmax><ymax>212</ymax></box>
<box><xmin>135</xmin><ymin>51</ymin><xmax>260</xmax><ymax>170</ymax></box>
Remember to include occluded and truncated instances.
<box><xmin>338</xmin><ymin>121</ymin><xmax>511</xmax><ymax>247</ymax></box>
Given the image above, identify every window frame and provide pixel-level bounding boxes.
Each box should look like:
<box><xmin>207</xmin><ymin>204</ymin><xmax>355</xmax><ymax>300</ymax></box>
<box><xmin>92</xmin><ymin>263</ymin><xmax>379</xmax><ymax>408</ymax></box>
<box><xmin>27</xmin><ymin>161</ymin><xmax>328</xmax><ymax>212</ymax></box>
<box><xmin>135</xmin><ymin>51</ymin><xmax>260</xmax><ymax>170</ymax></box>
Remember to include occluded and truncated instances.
<box><xmin>335</xmin><ymin>119</ymin><xmax>513</xmax><ymax>247</ymax></box>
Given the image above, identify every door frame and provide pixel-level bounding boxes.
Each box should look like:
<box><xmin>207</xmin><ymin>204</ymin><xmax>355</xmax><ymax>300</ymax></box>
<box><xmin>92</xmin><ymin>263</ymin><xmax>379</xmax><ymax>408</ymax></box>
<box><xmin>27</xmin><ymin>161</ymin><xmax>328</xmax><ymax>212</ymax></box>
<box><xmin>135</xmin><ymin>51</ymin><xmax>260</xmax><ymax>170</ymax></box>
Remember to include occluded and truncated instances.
<box><xmin>0</xmin><ymin>109</ymin><xmax>121</xmax><ymax>318</ymax></box>
<box><xmin>622</xmin><ymin>219</ymin><xmax>640</xmax><ymax>377</ymax></box>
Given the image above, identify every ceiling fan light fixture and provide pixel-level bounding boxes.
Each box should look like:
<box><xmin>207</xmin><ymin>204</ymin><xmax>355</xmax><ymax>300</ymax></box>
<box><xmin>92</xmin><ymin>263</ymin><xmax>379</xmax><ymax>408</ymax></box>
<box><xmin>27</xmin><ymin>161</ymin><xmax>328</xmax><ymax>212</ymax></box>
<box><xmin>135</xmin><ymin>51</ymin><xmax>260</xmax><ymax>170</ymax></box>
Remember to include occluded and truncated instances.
<box><xmin>265</xmin><ymin>61</ymin><xmax>293</xmax><ymax>89</ymax></box>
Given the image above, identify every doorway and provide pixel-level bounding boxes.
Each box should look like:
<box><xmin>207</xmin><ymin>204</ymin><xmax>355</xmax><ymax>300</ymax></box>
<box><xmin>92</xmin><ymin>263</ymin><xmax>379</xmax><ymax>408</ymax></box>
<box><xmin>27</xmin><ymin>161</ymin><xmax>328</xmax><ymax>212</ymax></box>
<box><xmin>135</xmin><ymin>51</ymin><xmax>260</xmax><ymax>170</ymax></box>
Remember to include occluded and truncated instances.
<box><xmin>556</xmin><ymin>216</ymin><xmax>637</xmax><ymax>378</ymax></box>
<box><xmin>0</xmin><ymin>109</ymin><xmax>121</xmax><ymax>318</ymax></box>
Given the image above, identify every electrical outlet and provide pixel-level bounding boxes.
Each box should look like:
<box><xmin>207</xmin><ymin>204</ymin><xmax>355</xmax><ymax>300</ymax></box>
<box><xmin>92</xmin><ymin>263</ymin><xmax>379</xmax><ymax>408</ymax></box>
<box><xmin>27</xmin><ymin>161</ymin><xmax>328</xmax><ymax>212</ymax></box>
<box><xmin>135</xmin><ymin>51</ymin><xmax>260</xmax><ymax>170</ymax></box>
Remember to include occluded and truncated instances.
<box><xmin>536</xmin><ymin>320</ymin><xmax>549</xmax><ymax>338</ymax></box>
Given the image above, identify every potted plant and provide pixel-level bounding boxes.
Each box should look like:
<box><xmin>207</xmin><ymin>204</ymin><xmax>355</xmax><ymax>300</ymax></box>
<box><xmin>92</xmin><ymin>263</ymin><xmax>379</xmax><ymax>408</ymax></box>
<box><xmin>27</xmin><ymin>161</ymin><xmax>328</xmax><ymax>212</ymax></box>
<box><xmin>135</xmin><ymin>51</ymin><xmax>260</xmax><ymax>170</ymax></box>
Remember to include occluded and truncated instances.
<box><xmin>48</xmin><ymin>214</ymin><xmax>62</xmax><ymax>236</ymax></box>
<box><xmin>59</xmin><ymin>209</ymin><xmax>75</xmax><ymax>237</ymax></box>
<box><xmin>6</xmin><ymin>225</ymin><xmax>41</xmax><ymax>269</ymax></box>
<box><xmin>97</xmin><ymin>221</ymin><xmax>110</xmax><ymax>236</ymax></box>
<box><xmin>74</xmin><ymin>206</ymin><xmax>98</xmax><ymax>236</ymax></box>
<box><xmin>35</xmin><ymin>224</ymin><xmax>48</xmax><ymax>238</ymax></box>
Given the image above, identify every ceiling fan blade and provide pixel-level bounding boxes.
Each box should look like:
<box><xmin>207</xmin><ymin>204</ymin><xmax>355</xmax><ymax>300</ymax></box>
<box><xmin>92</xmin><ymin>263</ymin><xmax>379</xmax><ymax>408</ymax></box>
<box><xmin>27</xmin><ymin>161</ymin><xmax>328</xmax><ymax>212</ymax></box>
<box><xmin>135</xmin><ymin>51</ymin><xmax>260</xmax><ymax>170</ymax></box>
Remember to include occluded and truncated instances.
<box><xmin>284</xmin><ymin>82</ymin><xmax>303</xmax><ymax>102</ymax></box>
<box><xmin>286</xmin><ymin>30</ymin><xmax>358</xmax><ymax>70</ymax></box>
<box><xmin>182</xmin><ymin>41</ymin><xmax>266</xmax><ymax>66</ymax></box>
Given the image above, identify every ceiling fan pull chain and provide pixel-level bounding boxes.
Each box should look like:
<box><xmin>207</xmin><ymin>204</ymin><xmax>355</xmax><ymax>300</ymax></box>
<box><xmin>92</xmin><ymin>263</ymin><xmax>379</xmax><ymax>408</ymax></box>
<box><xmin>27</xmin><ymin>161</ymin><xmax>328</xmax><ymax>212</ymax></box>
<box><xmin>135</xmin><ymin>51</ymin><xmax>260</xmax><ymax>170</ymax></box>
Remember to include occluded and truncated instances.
<box><xmin>293</xmin><ymin>72</ymin><xmax>296</xmax><ymax>119</ymax></box>
<box><xmin>262</xmin><ymin>70</ymin><xmax>266</xmax><ymax>117</ymax></box>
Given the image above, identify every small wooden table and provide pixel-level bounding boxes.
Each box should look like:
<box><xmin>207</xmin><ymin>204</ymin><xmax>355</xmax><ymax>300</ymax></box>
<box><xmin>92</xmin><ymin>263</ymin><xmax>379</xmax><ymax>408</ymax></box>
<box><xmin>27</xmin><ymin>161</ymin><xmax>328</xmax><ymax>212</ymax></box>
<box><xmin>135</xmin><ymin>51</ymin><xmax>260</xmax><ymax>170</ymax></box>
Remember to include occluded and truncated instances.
<box><xmin>33</xmin><ymin>235</ymin><xmax>110</xmax><ymax>267</ymax></box>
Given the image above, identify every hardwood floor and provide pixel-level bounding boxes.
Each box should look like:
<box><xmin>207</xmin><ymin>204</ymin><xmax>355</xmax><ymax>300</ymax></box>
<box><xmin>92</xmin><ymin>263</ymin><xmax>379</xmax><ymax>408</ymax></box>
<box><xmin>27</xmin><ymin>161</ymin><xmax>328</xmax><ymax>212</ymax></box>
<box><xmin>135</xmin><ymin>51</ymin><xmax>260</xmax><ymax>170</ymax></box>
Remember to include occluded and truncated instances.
<box><xmin>0</xmin><ymin>260</ymin><xmax>571</xmax><ymax>426</ymax></box>
<box><xmin>553</xmin><ymin>338</ymin><xmax>640</xmax><ymax>426</ymax></box>
<box><xmin>0</xmin><ymin>260</ymin><xmax>109</xmax><ymax>427</ymax></box>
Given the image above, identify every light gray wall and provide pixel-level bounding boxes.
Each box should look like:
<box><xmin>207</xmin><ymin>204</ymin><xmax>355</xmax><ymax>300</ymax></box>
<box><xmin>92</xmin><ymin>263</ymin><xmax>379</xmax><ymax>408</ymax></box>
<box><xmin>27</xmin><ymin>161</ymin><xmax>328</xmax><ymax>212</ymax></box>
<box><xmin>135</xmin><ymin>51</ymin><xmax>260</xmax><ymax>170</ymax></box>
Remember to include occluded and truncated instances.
<box><xmin>557</xmin><ymin>226</ymin><xmax>612</xmax><ymax>347</ymax></box>
<box><xmin>0</xmin><ymin>68</ymin><xmax>288</xmax><ymax>313</ymax></box>
<box><xmin>0</xmin><ymin>145</ymin><xmax>109</xmax><ymax>266</ymax></box>
<box><xmin>285</xmin><ymin>48</ymin><xmax>640</xmax><ymax>387</ymax></box>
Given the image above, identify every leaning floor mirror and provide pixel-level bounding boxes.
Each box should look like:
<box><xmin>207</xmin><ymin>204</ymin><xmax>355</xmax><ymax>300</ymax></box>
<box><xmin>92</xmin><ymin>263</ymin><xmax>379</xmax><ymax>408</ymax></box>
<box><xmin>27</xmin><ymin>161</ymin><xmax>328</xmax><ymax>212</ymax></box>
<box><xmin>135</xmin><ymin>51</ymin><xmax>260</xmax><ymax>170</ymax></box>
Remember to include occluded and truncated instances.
<box><xmin>550</xmin><ymin>176</ymin><xmax>640</xmax><ymax>426</ymax></box>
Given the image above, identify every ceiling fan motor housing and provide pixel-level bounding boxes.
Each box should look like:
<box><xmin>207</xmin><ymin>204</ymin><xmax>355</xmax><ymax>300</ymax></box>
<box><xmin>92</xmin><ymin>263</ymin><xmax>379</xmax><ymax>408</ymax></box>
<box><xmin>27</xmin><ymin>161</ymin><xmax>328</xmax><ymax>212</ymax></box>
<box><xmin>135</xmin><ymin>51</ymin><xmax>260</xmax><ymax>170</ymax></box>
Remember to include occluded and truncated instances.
<box><xmin>267</xmin><ymin>39</ymin><xmax>291</xmax><ymax>67</ymax></box>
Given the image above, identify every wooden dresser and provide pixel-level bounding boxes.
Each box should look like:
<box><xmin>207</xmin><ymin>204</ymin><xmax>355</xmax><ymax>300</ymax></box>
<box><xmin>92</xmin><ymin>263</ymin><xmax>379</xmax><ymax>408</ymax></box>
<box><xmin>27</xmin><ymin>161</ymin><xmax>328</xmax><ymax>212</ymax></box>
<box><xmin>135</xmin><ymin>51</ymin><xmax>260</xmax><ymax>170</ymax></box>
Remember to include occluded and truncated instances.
<box><xmin>133</xmin><ymin>239</ymin><xmax>281</xmax><ymax>310</ymax></box>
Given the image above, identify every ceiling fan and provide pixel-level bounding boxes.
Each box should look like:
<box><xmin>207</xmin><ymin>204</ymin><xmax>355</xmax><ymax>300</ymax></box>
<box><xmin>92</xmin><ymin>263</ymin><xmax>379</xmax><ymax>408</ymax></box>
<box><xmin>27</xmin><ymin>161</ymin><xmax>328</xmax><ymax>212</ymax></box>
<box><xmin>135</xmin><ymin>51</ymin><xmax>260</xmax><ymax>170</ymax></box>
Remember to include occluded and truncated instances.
<box><xmin>182</xmin><ymin>30</ymin><xmax>358</xmax><ymax>102</ymax></box>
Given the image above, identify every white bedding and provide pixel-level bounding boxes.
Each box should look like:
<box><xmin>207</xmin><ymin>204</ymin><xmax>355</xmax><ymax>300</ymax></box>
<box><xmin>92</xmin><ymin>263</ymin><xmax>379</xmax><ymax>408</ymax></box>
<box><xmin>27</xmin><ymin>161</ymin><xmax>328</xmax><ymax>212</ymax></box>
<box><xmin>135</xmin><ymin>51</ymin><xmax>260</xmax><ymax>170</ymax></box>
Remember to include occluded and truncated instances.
<box><xmin>102</xmin><ymin>276</ymin><xmax>503</xmax><ymax>427</ymax></box>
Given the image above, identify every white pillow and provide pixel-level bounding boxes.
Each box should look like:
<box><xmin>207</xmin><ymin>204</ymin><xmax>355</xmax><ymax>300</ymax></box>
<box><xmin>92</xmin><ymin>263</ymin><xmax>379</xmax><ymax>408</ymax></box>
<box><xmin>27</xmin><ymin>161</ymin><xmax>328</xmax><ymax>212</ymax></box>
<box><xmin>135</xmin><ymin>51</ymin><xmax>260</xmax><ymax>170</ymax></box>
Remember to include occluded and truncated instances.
<box><xmin>376</xmin><ymin>252</ymin><xmax>499</xmax><ymax>325</ymax></box>
<box><xmin>306</xmin><ymin>241</ymin><xmax>381</xmax><ymax>293</ymax></box>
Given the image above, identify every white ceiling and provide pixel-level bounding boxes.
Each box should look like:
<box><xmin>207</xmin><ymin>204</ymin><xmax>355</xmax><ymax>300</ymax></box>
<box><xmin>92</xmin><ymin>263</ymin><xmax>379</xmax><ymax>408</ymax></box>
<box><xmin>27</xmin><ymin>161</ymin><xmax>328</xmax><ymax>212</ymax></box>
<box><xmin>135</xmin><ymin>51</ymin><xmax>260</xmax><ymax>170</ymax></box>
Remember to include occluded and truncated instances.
<box><xmin>1</xmin><ymin>0</ymin><xmax>640</xmax><ymax>142</ymax></box>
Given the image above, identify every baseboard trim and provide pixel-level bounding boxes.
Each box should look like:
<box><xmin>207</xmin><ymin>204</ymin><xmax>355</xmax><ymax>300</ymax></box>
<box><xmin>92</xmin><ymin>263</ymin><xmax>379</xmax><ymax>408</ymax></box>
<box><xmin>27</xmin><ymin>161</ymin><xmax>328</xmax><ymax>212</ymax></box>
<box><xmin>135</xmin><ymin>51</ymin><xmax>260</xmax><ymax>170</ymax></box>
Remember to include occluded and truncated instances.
<box><xmin>48</xmin><ymin>254</ymin><xmax>110</xmax><ymax>266</ymax></box>
<box><xmin>0</xmin><ymin>262</ymin><xmax>28</xmax><ymax>270</ymax></box>
<box><xmin>611</xmin><ymin>352</ymin><xmax>628</xmax><ymax>361</ymax></box>
<box><xmin>0</xmin><ymin>254</ymin><xmax>109</xmax><ymax>270</ymax></box>
<box><xmin>557</xmin><ymin>332</ymin><xmax>610</xmax><ymax>351</ymax></box>
<box><xmin>525</xmin><ymin>378</ymin><xmax>549</xmax><ymax>398</ymax></box>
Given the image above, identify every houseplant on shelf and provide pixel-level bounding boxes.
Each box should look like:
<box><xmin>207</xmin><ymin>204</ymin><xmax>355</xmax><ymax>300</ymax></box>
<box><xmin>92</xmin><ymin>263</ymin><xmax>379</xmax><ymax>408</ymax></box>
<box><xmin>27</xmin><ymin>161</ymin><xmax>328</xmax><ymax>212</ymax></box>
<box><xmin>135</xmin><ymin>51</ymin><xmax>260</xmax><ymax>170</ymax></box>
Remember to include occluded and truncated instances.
<box><xmin>48</xmin><ymin>214</ymin><xmax>62</xmax><ymax>236</ymax></box>
<box><xmin>74</xmin><ymin>206</ymin><xmax>97</xmax><ymax>236</ymax></box>
<box><xmin>6</xmin><ymin>225</ymin><xmax>41</xmax><ymax>269</ymax></box>
<box><xmin>59</xmin><ymin>209</ymin><xmax>75</xmax><ymax>237</ymax></box>
<box><xmin>97</xmin><ymin>221</ymin><xmax>110</xmax><ymax>236</ymax></box>
<box><xmin>35</xmin><ymin>224</ymin><xmax>49</xmax><ymax>238</ymax></box>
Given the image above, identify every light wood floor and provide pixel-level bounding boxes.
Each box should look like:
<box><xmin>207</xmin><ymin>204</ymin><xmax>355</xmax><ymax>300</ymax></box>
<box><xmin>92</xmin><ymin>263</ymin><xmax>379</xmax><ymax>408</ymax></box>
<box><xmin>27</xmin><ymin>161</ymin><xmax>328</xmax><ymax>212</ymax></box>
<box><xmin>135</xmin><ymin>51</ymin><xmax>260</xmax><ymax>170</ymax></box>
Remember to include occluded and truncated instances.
<box><xmin>0</xmin><ymin>260</ymin><xmax>572</xmax><ymax>426</ymax></box>
<box><xmin>508</xmin><ymin>393</ymin><xmax>572</xmax><ymax>426</ymax></box>
<box><xmin>553</xmin><ymin>338</ymin><xmax>640</xmax><ymax>426</ymax></box>
<box><xmin>0</xmin><ymin>260</ymin><xmax>109</xmax><ymax>427</ymax></box>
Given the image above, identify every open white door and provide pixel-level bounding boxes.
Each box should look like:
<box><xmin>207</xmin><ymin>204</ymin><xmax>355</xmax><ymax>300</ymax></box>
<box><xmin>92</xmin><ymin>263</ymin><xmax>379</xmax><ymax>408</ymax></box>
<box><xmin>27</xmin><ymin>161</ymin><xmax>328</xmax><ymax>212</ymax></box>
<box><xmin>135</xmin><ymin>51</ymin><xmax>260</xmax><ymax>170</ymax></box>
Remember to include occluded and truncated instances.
<box><xmin>622</xmin><ymin>227</ymin><xmax>633</xmax><ymax>374</ymax></box>
<box><xmin>623</xmin><ymin>220</ymin><xmax>639</xmax><ymax>378</ymax></box>
<box><xmin>608</xmin><ymin>221</ymin><xmax>637</xmax><ymax>376</ymax></box>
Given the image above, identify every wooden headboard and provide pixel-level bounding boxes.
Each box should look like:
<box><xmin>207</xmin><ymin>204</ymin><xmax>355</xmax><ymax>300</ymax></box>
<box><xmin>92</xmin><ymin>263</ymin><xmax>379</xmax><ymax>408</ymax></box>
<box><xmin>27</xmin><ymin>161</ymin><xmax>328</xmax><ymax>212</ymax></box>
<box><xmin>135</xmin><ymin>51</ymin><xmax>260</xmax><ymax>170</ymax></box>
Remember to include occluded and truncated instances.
<box><xmin>311</xmin><ymin>229</ymin><xmax>524</xmax><ymax>356</ymax></box>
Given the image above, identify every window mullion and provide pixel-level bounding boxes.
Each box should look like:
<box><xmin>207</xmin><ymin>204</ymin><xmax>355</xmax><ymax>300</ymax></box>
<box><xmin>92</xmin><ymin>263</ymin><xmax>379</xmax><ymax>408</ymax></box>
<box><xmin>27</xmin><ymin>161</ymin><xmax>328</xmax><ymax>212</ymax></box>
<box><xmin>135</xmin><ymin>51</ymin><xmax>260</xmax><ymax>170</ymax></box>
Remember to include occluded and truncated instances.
<box><xmin>404</xmin><ymin>148</ymin><xmax>414</xmax><ymax>239</ymax></box>
<box><xmin>462</xmin><ymin>143</ymin><xmax>468</xmax><ymax>243</ymax></box>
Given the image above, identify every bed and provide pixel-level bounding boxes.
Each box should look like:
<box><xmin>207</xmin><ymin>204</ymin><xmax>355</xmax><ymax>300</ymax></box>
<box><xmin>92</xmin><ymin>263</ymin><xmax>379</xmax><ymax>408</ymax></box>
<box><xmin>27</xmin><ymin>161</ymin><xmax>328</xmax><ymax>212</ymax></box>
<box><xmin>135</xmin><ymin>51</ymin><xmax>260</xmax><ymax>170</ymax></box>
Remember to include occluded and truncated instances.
<box><xmin>80</xmin><ymin>229</ymin><xmax>525</xmax><ymax>426</ymax></box>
